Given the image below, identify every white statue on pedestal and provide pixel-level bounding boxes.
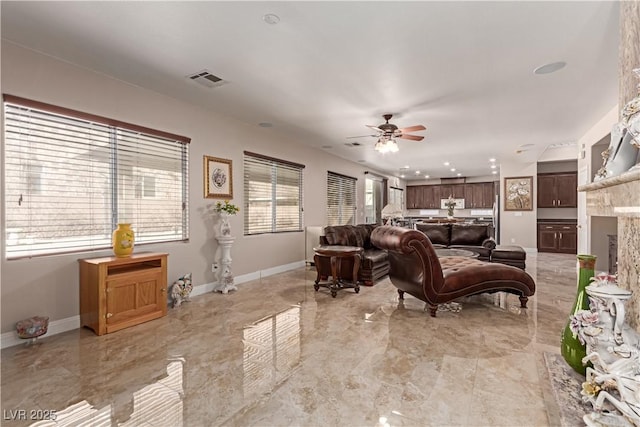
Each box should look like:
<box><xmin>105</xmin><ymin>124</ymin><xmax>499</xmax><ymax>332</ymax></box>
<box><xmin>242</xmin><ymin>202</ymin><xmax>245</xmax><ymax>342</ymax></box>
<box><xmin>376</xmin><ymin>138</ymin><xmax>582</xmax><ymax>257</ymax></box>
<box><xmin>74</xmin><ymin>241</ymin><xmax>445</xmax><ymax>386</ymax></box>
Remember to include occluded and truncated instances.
<box><xmin>213</xmin><ymin>200</ymin><xmax>239</xmax><ymax>294</ymax></box>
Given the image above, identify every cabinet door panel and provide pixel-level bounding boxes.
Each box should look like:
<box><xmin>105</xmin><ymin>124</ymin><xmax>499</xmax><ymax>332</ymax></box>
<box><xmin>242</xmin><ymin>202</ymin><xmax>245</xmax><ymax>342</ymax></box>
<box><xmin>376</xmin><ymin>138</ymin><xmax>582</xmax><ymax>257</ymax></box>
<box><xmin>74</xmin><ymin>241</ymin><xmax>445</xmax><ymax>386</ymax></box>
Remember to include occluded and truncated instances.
<box><xmin>452</xmin><ymin>184</ymin><xmax>465</xmax><ymax>199</ymax></box>
<box><xmin>106</xmin><ymin>279</ymin><xmax>138</xmax><ymax>324</ymax></box>
<box><xmin>556</xmin><ymin>174</ymin><xmax>577</xmax><ymax>207</ymax></box>
<box><xmin>138</xmin><ymin>279</ymin><xmax>161</xmax><ymax>310</ymax></box>
<box><xmin>439</xmin><ymin>185</ymin><xmax>452</xmax><ymax>199</ymax></box>
<box><xmin>472</xmin><ymin>184</ymin><xmax>484</xmax><ymax>208</ymax></box>
<box><xmin>421</xmin><ymin>186</ymin><xmax>432</xmax><ymax>209</ymax></box>
<box><xmin>558</xmin><ymin>230</ymin><xmax>577</xmax><ymax>253</ymax></box>
<box><xmin>537</xmin><ymin>176</ymin><xmax>557</xmax><ymax>208</ymax></box>
<box><xmin>538</xmin><ymin>229</ymin><xmax>558</xmax><ymax>252</ymax></box>
<box><xmin>464</xmin><ymin>184</ymin><xmax>474</xmax><ymax>208</ymax></box>
<box><xmin>481</xmin><ymin>183</ymin><xmax>495</xmax><ymax>208</ymax></box>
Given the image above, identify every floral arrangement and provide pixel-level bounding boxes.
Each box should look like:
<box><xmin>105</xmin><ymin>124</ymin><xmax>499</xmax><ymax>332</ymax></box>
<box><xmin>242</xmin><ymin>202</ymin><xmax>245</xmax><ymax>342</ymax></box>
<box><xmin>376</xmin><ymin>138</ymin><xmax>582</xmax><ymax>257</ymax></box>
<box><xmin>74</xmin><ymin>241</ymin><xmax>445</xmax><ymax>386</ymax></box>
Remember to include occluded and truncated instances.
<box><xmin>569</xmin><ymin>309</ymin><xmax>600</xmax><ymax>345</ymax></box>
<box><xmin>215</xmin><ymin>200</ymin><xmax>240</xmax><ymax>215</ymax></box>
<box><xmin>444</xmin><ymin>196</ymin><xmax>456</xmax><ymax>217</ymax></box>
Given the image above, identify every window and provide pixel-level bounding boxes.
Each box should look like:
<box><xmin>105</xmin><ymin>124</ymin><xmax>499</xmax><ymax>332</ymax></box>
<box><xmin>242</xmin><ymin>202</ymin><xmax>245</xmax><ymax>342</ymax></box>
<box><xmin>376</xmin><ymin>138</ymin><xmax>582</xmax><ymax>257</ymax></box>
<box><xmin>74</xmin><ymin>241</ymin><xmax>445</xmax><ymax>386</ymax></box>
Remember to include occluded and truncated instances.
<box><xmin>243</xmin><ymin>151</ymin><xmax>304</xmax><ymax>235</ymax></box>
<box><xmin>326</xmin><ymin>171</ymin><xmax>356</xmax><ymax>226</ymax></box>
<box><xmin>364</xmin><ymin>175</ymin><xmax>386</xmax><ymax>224</ymax></box>
<box><xmin>4</xmin><ymin>95</ymin><xmax>190</xmax><ymax>259</ymax></box>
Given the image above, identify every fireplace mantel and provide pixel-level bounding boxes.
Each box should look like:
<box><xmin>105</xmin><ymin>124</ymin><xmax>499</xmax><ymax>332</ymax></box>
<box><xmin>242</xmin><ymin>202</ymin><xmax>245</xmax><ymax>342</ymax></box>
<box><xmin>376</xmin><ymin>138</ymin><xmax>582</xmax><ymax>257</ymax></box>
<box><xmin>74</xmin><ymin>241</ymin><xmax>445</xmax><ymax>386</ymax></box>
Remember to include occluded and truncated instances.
<box><xmin>579</xmin><ymin>168</ymin><xmax>640</xmax><ymax>329</ymax></box>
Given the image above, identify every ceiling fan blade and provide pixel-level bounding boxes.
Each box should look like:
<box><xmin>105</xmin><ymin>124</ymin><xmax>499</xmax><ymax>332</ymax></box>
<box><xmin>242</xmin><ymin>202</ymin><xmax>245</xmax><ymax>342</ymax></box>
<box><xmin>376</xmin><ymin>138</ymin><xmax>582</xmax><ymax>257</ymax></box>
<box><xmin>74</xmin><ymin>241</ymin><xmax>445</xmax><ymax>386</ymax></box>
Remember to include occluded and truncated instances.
<box><xmin>366</xmin><ymin>125</ymin><xmax>383</xmax><ymax>132</ymax></box>
<box><xmin>399</xmin><ymin>125</ymin><xmax>426</xmax><ymax>133</ymax></box>
<box><xmin>346</xmin><ymin>134</ymin><xmax>377</xmax><ymax>139</ymax></box>
<box><xmin>399</xmin><ymin>134</ymin><xmax>424</xmax><ymax>141</ymax></box>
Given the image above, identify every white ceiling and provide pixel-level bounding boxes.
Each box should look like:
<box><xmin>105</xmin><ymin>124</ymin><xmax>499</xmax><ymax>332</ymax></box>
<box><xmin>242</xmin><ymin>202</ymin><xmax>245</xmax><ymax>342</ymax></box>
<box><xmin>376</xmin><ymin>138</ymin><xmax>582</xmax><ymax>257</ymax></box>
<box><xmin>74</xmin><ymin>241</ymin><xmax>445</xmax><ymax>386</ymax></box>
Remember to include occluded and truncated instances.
<box><xmin>1</xmin><ymin>1</ymin><xmax>620</xmax><ymax>180</ymax></box>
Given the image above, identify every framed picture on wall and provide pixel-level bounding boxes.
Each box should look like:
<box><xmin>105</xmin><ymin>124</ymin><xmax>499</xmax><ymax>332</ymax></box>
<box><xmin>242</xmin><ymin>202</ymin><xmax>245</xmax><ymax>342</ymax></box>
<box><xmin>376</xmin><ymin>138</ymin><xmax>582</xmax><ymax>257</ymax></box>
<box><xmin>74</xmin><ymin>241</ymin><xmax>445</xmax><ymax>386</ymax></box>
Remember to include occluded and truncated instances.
<box><xmin>204</xmin><ymin>156</ymin><xmax>232</xmax><ymax>199</ymax></box>
<box><xmin>504</xmin><ymin>176</ymin><xmax>533</xmax><ymax>211</ymax></box>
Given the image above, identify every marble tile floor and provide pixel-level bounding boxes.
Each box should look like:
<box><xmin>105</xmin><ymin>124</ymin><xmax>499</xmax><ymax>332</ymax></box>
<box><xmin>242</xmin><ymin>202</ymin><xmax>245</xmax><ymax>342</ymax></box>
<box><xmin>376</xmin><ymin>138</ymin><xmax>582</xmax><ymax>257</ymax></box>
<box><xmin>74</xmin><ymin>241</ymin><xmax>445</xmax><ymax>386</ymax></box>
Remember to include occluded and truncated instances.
<box><xmin>1</xmin><ymin>252</ymin><xmax>582</xmax><ymax>427</ymax></box>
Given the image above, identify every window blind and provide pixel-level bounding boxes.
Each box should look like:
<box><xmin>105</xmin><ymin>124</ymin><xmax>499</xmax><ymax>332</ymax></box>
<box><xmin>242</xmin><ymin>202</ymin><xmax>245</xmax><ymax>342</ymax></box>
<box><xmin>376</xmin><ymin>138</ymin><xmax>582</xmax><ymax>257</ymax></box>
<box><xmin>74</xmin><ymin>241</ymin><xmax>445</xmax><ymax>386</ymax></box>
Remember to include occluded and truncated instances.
<box><xmin>327</xmin><ymin>171</ymin><xmax>357</xmax><ymax>226</ymax></box>
<box><xmin>243</xmin><ymin>152</ymin><xmax>304</xmax><ymax>235</ymax></box>
<box><xmin>4</xmin><ymin>96</ymin><xmax>189</xmax><ymax>259</ymax></box>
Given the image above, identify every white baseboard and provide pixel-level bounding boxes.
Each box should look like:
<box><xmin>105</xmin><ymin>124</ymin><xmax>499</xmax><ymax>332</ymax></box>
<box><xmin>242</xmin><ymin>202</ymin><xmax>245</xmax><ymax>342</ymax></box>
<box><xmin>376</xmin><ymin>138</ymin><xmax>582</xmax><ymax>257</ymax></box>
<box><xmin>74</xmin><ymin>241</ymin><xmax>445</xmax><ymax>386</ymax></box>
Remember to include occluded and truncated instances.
<box><xmin>0</xmin><ymin>261</ymin><xmax>306</xmax><ymax>349</ymax></box>
<box><xmin>1</xmin><ymin>315</ymin><xmax>80</xmax><ymax>349</ymax></box>
<box><xmin>524</xmin><ymin>247</ymin><xmax>538</xmax><ymax>253</ymax></box>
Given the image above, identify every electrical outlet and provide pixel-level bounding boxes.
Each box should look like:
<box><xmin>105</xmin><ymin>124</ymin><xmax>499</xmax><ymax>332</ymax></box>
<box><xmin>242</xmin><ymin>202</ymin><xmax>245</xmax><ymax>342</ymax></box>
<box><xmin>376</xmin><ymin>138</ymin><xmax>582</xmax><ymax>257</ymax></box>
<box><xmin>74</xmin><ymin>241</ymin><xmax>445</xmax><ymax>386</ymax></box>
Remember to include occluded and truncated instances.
<box><xmin>212</xmin><ymin>263</ymin><xmax>219</xmax><ymax>272</ymax></box>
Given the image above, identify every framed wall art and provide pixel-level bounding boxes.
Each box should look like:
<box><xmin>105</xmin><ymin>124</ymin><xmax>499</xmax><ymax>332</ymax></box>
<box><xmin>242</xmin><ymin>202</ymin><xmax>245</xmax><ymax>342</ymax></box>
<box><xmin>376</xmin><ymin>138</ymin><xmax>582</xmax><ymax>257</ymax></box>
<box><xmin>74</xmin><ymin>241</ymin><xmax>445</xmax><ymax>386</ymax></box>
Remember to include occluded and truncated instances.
<box><xmin>504</xmin><ymin>176</ymin><xmax>533</xmax><ymax>211</ymax></box>
<box><xmin>204</xmin><ymin>156</ymin><xmax>232</xmax><ymax>199</ymax></box>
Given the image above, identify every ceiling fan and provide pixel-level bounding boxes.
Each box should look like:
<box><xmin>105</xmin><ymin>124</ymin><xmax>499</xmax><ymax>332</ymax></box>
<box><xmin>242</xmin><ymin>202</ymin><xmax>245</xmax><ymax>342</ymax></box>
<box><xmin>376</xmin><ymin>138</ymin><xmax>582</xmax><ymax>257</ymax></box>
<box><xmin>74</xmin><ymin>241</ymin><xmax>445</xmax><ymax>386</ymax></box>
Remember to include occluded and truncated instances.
<box><xmin>348</xmin><ymin>114</ymin><xmax>426</xmax><ymax>153</ymax></box>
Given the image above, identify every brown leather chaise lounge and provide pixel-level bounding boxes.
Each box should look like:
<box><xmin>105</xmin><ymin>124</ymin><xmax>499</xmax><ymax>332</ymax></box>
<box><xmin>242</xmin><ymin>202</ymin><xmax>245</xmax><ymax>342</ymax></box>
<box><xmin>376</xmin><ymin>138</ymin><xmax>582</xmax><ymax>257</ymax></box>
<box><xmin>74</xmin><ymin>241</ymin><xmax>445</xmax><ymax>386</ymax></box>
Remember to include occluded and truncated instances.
<box><xmin>371</xmin><ymin>226</ymin><xmax>536</xmax><ymax>317</ymax></box>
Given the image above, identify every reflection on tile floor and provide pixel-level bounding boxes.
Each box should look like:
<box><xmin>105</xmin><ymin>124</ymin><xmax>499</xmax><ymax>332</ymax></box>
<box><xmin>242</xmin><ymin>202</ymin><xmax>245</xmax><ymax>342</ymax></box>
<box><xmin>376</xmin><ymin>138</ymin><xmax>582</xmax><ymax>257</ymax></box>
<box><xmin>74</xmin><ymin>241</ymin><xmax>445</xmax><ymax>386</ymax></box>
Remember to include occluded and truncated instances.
<box><xmin>1</xmin><ymin>252</ymin><xmax>579</xmax><ymax>426</ymax></box>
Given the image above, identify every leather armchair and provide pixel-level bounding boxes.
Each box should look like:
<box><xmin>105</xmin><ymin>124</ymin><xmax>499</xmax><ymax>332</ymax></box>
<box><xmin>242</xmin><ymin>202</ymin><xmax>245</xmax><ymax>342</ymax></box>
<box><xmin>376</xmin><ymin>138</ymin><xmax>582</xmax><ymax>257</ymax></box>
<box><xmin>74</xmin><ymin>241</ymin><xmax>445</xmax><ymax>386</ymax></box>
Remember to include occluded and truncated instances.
<box><xmin>370</xmin><ymin>226</ymin><xmax>535</xmax><ymax>317</ymax></box>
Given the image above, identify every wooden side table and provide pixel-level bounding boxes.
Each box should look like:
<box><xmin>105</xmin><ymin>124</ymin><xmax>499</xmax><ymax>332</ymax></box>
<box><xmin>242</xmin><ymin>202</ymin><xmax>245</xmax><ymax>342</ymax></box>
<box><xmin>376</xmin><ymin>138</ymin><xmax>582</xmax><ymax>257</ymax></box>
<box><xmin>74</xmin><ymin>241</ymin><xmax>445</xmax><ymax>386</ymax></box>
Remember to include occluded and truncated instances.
<box><xmin>312</xmin><ymin>245</ymin><xmax>363</xmax><ymax>298</ymax></box>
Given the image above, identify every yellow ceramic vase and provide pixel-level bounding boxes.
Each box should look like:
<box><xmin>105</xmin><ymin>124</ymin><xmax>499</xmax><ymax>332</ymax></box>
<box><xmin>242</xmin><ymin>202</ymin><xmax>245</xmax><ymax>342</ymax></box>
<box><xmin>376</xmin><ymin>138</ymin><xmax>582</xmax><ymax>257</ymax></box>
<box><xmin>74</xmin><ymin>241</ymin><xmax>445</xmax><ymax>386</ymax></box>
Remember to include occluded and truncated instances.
<box><xmin>112</xmin><ymin>223</ymin><xmax>135</xmax><ymax>257</ymax></box>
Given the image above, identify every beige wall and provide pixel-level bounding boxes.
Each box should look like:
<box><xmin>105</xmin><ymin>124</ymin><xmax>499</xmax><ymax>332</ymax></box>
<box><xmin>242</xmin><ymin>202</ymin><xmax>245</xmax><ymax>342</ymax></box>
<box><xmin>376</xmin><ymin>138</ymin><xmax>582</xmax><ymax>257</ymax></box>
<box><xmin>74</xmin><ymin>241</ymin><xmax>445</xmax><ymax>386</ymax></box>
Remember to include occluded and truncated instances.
<box><xmin>0</xmin><ymin>42</ymin><xmax>393</xmax><ymax>333</ymax></box>
<box><xmin>499</xmin><ymin>162</ymin><xmax>538</xmax><ymax>250</ymax></box>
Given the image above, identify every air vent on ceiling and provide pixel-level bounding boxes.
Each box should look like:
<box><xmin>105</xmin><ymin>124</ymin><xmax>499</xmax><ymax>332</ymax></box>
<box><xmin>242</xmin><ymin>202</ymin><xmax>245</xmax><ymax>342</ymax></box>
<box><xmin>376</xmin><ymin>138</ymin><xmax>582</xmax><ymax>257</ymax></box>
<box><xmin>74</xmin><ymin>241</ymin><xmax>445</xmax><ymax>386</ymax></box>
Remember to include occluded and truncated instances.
<box><xmin>187</xmin><ymin>70</ymin><xmax>226</xmax><ymax>88</ymax></box>
<box><xmin>344</xmin><ymin>142</ymin><xmax>362</xmax><ymax>147</ymax></box>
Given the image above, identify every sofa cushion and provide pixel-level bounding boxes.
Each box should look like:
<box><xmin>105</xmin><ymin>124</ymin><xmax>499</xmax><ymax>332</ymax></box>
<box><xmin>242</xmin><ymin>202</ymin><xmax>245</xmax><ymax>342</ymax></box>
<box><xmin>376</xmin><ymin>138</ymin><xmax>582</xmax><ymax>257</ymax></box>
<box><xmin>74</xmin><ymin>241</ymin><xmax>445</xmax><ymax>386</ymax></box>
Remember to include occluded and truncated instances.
<box><xmin>450</xmin><ymin>224</ymin><xmax>490</xmax><ymax>246</ymax></box>
<box><xmin>356</xmin><ymin>224</ymin><xmax>377</xmax><ymax>249</ymax></box>
<box><xmin>415</xmin><ymin>224</ymin><xmax>451</xmax><ymax>245</ymax></box>
<box><xmin>361</xmin><ymin>248</ymin><xmax>388</xmax><ymax>270</ymax></box>
<box><xmin>324</xmin><ymin>225</ymin><xmax>360</xmax><ymax>247</ymax></box>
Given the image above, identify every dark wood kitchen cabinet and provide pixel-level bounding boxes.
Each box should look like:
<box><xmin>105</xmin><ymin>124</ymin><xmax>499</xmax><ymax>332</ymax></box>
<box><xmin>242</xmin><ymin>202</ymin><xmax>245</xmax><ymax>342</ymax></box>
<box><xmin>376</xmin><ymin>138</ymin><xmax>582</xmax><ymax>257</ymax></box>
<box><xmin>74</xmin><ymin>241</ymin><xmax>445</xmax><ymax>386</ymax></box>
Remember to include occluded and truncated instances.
<box><xmin>406</xmin><ymin>186</ymin><xmax>423</xmax><ymax>209</ymax></box>
<box><xmin>537</xmin><ymin>222</ymin><xmax>577</xmax><ymax>253</ymax></box>
<box><xmin>537</xmin><ymin>173</ymin><xmax>577</xmax><ymax>208</ymax></box>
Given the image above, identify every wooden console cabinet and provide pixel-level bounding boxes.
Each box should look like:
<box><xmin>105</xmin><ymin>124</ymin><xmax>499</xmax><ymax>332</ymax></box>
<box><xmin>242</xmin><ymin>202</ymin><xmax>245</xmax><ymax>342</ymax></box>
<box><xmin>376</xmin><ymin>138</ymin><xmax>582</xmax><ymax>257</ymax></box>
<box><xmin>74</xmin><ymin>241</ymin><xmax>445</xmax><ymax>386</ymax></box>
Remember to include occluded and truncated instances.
<box><xmin>79</xmin><ymin>252</ymin><xmax>168</xmax><ymax>335</ymax></box>
<box><xmin>537</xmin><ymin>222</ymin><xmax>577</xmax><ymax>254</ymax></box>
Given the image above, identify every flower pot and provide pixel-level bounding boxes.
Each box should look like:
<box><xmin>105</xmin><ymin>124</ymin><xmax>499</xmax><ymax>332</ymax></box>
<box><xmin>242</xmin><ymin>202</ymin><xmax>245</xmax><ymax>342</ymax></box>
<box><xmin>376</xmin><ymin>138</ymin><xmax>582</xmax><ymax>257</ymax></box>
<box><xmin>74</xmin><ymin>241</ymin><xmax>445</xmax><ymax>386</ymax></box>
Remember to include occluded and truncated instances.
<box><xmin>112</xmin><ymin>223</ymin><xmax>135</xmax><ymax>257</ymax></box>
<box><xmin>560</xmin><ymin>254</ymin><xmax>596</xmax><ymax>375</ymax></box>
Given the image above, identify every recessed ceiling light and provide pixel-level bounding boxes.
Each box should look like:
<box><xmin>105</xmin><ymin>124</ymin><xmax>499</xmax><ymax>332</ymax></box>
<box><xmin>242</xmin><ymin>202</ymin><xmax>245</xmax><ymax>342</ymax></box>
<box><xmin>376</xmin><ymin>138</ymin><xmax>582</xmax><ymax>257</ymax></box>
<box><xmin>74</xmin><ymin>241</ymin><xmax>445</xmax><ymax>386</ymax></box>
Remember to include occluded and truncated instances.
<box><xmin>402</xmin><ymin>165</ymin><xmax>410</xmax><ymax>169</ymax></box>
<box><xmin>450</xmin><ymin>168</ymin><xmax>456</xmax><ymax>172</ymax></box>
<box><xmin>489</xmin><ymin>158</ymin><xmax>496</xmax><ymax>162</ymax></box>
<box><xmin>263</xmin><ymin>13</ymin><xmax>280</xmax><ymax>25</ymax></box>
<box><xmin>492</xmin><ymin>171</ymin><xmax>498</xmax><ymax>174</ymax></box>
<box><xmin>400</xmin><ymin>174</ymin><xmax>405</xmax><ymax>178</ymax></box>
<box><xmin>456</xmin><ymin>173</ymin><xmax>462</xmax><ymax>177</ymax></box>
<box><xmin>424</xmin><ymin>175</ymin><xmax>430</xmax><ymax>178</ymax></box>
<box><xmin>443</xmin><ymin>161</ymin><xmax>450</xmax><ymax>166</ymax></box>
<box><xmin>534</xmin><ymin>61</ymin><xmax>566</xmax><ymax>75</ymax></box>
<box><xmin>415</xmin><ymin>170</ymin><xmax>421</xmax><ymax>174</ymax></box>
<box><xmin>258</xmin><ymin>122</ymin><xmax>273</xmax><ymax>128</ymax></box>
<box><xmin>491</xmin><ymin>164</ymin><xmax>497</xmax><ymax>169</ymax></box>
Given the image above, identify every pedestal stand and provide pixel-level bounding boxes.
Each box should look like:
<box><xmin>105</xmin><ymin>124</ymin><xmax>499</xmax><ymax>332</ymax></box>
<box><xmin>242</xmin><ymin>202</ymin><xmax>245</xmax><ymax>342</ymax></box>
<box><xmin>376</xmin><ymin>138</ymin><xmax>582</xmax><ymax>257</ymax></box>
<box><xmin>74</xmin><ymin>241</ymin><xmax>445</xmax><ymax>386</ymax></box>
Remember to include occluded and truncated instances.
<box><xmin>214</xmin><ymin>236</ymin><xmax>236</xmax><ymax>294</ymax></box>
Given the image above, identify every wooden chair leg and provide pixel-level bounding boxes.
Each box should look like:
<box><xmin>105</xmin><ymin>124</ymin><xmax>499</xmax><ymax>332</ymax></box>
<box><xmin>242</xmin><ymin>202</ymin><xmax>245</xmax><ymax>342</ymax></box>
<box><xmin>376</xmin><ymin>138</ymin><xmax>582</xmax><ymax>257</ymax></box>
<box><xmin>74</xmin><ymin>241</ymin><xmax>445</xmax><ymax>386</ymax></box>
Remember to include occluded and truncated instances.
<box><xmin>428</xmin><ymin>304</ymin><xmax>438</xmax><ymax>317</ymax></box>
<box><xmin>519</xmin><ymin>296</ymin><xmax>529</xmax><ymax>308</ymax></box>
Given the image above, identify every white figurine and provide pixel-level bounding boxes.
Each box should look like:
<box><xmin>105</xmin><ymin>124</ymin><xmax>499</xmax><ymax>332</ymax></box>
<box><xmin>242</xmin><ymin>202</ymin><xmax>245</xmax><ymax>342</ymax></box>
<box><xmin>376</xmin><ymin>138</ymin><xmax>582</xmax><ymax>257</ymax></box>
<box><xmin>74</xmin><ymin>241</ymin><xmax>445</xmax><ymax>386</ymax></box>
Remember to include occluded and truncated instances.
<box><xmin>171</xmin><ymin>273</ymin><xmax>193</xmax><ymax>308</ymax></box>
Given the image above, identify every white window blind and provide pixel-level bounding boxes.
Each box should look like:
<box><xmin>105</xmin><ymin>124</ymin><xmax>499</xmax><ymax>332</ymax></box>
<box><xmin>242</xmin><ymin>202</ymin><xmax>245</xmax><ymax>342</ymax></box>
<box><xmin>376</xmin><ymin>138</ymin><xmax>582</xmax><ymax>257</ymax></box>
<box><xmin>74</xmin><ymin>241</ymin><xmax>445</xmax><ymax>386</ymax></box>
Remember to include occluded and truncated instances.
<box><xmin>243</xmin><ymin>151</ymin><xmax>304</xmax><ymax>235</ymax></box>
<box><xmin>4</xmin><ymin>95</ymin><xmax>190</xmax><ymax>259</ymax></box>
<box><xmin>327</xmin><ymin>171</ymin><xmax>356</xmax><ymax>226</ymax></box>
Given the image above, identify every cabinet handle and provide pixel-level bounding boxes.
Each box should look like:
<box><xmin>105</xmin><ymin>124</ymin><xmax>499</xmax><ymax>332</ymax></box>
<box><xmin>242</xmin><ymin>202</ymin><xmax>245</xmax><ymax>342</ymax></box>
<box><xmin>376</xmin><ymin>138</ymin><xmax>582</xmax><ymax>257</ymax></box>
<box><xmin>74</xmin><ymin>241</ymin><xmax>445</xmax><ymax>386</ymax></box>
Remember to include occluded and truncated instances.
<box><xmin>552</xmin><ymin>200</ymin><xmax>556</xmax><ymax>206</ymax></box>
<box><xmin>554</xmin><ymin>232</ymin><xmax>557</xmax><ymax>239</ymax></box>
<box><xmin>545</xmin><ymin>226</ymin><xmax>553</xmax><ymax>229</ymax></box>
<box><xmin>559</xmin><ymin>233</ymin><xmax>563</xmax><ymax>240</ymax></box>
<box><xmin>563</xmin><ymin>226</ymin><xmax>571</xmax><ymax>229</ymax></box>
<box><xmin>106</xmin><ymin>313</ymin><xmax>113</xmax><ymax>318</ymax></box>
<box><xmin>557</xmin><ymin>200</ymin><xmax>561</xmax><ymax>206</ymax></box>
<box><xmin>161</xmin><ymin>288</ymin><xmax>167</xmax><ymax>293</ymax></box>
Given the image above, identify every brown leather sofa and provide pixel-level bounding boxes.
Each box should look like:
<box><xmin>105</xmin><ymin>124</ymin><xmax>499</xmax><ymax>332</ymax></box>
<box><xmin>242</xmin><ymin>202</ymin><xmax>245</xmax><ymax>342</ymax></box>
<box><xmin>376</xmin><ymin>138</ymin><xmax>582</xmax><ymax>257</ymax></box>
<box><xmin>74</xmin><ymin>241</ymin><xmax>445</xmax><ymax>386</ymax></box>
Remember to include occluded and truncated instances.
<box><xmin>415</xmin><ymin>223</ymin><xmax>496</xmax><ymax>261</ymax></box>
<box><xmin>371</xmin><ymin>226</ymin><xmax>535</xmax><ymax>317</ymax></box>
<box><xmin>318</xmin><ymin>224</ymin><xmax>389</xmax><ymax>286</ymax></box>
